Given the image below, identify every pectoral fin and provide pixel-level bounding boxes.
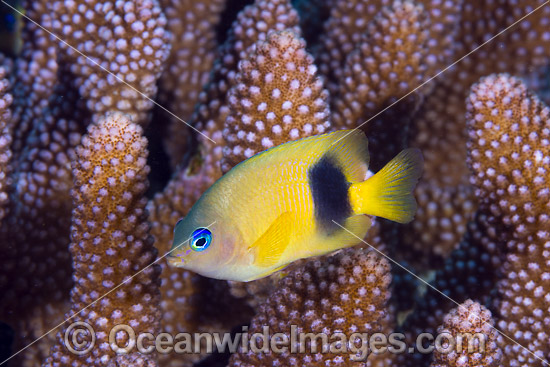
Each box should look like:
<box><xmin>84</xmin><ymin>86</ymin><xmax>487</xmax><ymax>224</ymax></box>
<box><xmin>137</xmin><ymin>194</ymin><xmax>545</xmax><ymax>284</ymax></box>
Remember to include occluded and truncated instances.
<box><xmin>250</xmin><ymin>212</ymin><xmax>293</xmax><ymax>268</ymax></box>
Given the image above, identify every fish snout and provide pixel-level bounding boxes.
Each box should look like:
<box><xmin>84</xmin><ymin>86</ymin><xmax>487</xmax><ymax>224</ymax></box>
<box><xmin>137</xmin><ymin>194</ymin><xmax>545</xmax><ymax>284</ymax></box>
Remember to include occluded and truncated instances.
<box><xmin>167</xmin><ymin>254</ymin><xmax>185</xmax><ymax>267</ymax></box>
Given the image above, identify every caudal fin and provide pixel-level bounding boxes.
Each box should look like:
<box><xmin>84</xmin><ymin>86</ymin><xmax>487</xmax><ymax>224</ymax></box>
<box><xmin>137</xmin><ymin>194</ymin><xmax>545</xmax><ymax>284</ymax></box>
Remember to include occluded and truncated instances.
<box><xmin>349</xmin><ymin>148</ymin><xmax>423</xmax><ymax>223</ymax></box>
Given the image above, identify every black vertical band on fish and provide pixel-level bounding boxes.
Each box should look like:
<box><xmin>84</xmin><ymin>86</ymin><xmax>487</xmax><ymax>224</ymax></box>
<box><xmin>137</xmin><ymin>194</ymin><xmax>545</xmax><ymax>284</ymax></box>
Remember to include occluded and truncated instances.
<box><xmin>308</xmin><ymin>154</ymin><xmax>352</xmax><ymax>235</ymax></box>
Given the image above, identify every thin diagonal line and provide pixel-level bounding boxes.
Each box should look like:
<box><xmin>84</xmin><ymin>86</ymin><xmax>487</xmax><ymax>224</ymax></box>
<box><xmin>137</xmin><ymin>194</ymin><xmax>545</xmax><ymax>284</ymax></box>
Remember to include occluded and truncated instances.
<box><xmin>333</xmin><ymin>220</ymin><xmax>550</xmax><ymax>366</ymax></box>
<box><xmin>0</xmin><ymin>0</ymin><xmax>216</xmax><ymax>144</ymax></box>
<box><xmin>0</xmin><ymin>221</ymin><xmax>216</xmax><ymax>366</ymax></box>
<box><xmin>332</xmin><ymin>0</ymin><xmax>550</xmax><ymax>146</ymax></box>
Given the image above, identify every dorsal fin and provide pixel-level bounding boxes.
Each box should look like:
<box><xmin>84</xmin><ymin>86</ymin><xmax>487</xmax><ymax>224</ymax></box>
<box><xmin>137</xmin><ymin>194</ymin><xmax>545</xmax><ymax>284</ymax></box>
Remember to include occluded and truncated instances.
<box><xmin>321</xmin><ymin>129</ymin><xmax>370</xmax><ymax>183</ymax></box>
<box><xmin>233</xmin><ymin>130</ymin><xmax>370</xmax><ymax>183</ymax></box>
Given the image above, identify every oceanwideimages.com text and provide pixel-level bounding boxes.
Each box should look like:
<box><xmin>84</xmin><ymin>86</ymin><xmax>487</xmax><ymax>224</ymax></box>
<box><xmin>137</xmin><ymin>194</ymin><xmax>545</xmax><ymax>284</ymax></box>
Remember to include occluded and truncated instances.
<box><xmin>65</xmin><ymin>322</ymin><xmax>489</xmax><ymax>361</ymax></box>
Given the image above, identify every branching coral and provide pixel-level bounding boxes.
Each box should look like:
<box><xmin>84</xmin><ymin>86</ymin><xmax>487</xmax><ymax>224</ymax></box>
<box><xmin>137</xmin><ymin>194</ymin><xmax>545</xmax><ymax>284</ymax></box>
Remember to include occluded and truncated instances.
<box><xmin>229</xmin><ymin>248</ymin><xmax>392</xmax><ymax>366</ymax></box>
<box><xmin>401</xmin><ymin>212</ymin><xmax>504</xmax><ymax>342</ymax></box>
<box><xmin>47</xmin><ymin>0</ymin><xmax>171</xmax><ymax>125</ymax></box>
<box><xmin>430</xmin><ymin>300</ymin><xmax>502</xmax><ymax>367</ymax></box>
<box><xmin>158</xmin><ymin>0</ymin><xmax>226</xmax><ymax>118</ymax></box>
<box><xmin>0</xmin><ymin>4</ymin><xmax>165</xmax><ymax>367</ymax></box>
<box><xmin>0</xmin><ymin>73</ymin><xmax>88</xmax><ymax>366</ymax></box>
<box><xmin>158</xmin><ymin>0</ymin><xmax>226</xmax><ymax>168</ymax></box>
<box><xmin>192</xmin><ymin>0</ymin><xmax>301</xmax><ymax>164</ymax></box>
<box><xmin>2</xmin><ymin>1</ymin><xmax>550</xmax><ymax>367</ymax></box>
<box><xmin>403</xmin><ymin>182</ymin><xmax>476</xmax><ymax>263</ymax></box>
<box><xmin>467</xmin><ymin>74</ymin><xmax>550</xmax><ymax>367</ymax></box>
<box><xmin>316</xmin><ymin>0</ymin><xmax>389</xmax><ymax>95</ymax></box>
<box><xmin>157</xmin><ymin>0</ymin><xmax>303</xmax><ymax>185</ymax></box>
<box><xmin>0</xmin><ymin>67</ymin><xmax>12</xmax><ymax>224</ymax></box>
<box><xmin>8</xmin><ymin>0</ymin><xmax>59</xmax><ymax>159</ymax></box>
<box><xmin>331</xmin><ymin>0</ymin><xmax>433</xmax><ymax>171</ymax></box>
<box><xmin>406</xmin><ymin>0</ymin><xmax>550</xmax><ymax>265</ymax></box>
<box><xmin>398</xmin><ymin>73</ymin><xmax>550</xmax><ymax>367</ymax></box>
<box><xmin>317</xmin><ymin>0</ymin><xmax>462</xmax><ymax>96</ymax></box>
<box><xmin>414</xmin><ymin>0</ymin><xmax>550</xmax><ymax>187</ymax></box>
<box><xmin>221</xmin><ymin>29</ymin><xmax>330</xmax><ymax>172</ymax></box>
<box><xmin>44</xmin><ymin>112</ymin><xmax>161</xmax><ymax>366</ymax></box>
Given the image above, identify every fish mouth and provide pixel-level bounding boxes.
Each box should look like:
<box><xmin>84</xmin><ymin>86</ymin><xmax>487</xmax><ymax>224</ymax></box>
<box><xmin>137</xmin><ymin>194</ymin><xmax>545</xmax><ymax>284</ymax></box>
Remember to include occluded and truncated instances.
<box><xmin>167</xmin><ymin>255</ymin><xmax>185</xmax><ymax>267</ymax></box>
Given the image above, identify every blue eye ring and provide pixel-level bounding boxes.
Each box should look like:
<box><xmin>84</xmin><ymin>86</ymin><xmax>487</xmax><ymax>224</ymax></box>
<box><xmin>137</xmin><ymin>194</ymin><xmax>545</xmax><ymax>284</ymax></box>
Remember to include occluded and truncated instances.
<box><xmin>190</xmin><ymin>228</ymin><xmax>212</xmax><ymax>252</ymax></box>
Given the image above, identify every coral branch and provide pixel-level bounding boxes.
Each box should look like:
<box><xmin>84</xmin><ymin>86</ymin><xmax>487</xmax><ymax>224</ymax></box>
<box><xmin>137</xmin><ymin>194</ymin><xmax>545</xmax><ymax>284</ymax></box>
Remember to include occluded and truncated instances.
<box><xmin>44</xmin><ymin>112</ymin><xmax>160</xmax><ymax>366</ymax></box>
<box><xmin>193</xmin><ymin>0</ymin><xmax>301</xmax><ymax>156</ymax></box>
<box><xmin>316</xmin><ymin>0</ymin><xmax>387</xmax><ymax>94</ymax></box>
<box><xmin>467</xmin><ymin>74</ymin><xmax>550</xmax><ymax>367</ymax></box>
<box><xmin>0</xmin><ymin>67</ymin><xmax>12</xmax><ymax>224</ymax></box>
<box><xmin>221</xmin><ymin>30</ymin><xmax>330</xmax><ymax>172</ymax></box>
<box><xmin>331</xmin><ymin>0</ymin><xmax>432</xmax><ymax>171</ymax></box>
<box><xmin>407</xmin><ymin>0</ymin><xmax>550</xmax><ymax>265</ymax></box>
<box><xmin>430</xmin><ymin>300</ymin><xmax>502</xmax><ymax>367</ymax></box>
<box><xmin>48</xmin><ymin>0</ymin><xmax>171</xmax><ymax>125</ymax></box>
<box><xmin>158</xmin><ymin>0</ymin><xmax>226</xmax><ymax>168</ymax></box>
<box><xmin>0</xmin><ymin>71</ymin><xmax>88</xmax><ymax>365</ymax></box>
<box><xmin>2</xmin><ymin>2</ymin><xmax>550</xmax><ymax>366</ymax></box>
<box><xmin>147</xmin><ymin>6</ymin><xmax>304</xmax><ymax>361</ymax></box>
<box><xmin>8</xmin><ymin>0</ymin><xmax>59</xmax><ymax>159</ymax></box>
<box><xmin>229</xmin><ymin>248</ymin><xmax>392</xmax><ymax>366</ymax></box>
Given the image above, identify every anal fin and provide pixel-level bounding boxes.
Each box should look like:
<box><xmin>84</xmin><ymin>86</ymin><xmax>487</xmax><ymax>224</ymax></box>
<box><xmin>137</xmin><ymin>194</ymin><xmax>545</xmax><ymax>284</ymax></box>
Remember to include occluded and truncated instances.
<box><xmin>254</xmin><ymin>264</ymin><xmax>289</xmax><ymax>281</ymax></box>
<box><xmin>250</xmin><ymin>212</ymin><xmax>293</xmax><ymax>268</ymax></box>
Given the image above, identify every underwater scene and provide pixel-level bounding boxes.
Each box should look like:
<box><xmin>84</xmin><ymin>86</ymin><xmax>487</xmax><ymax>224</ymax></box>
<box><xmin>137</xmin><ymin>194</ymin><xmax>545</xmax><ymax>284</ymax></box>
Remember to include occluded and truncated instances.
<box><xmin>0</xmin><ymin>0</ymin><xmax>549</xmax><ymax>366</ymax></box>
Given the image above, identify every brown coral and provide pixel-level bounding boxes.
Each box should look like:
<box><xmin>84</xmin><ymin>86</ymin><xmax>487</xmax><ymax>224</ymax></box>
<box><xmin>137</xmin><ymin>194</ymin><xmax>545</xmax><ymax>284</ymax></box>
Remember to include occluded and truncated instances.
<box><xmin>430</xmin><ymin>300</ymin><xmax>503</xmax><ymax>367</ymax></box>
<box><xmin>406</xmin><ymin>0</ymin><xmax>550</xmax><ymax>265</ymax></box>
<box><xmin>221</xmin><ymin>30</ymin><xmax>331</xmax><ymax>172</ymax></box>
<box><xmin>47</xmin><ymin>0</ymin><xmax>171</xmax><ymax>125</ymax></box>
<box><xmin>3</xmin><ymin>1</ymin><xmax>550</xmax><ymax>367</ymax></box>
<box><xmin>404</xmin><ymin>183</ymin><xmax>476</xmax><ymax>263</ymax></box>
<box><xmin>158</xmin><ymin>0</ymin><xmax>226</xmax><ymax>168</ymax></box>
<box><xmin>147</xmin><ymin>6</ymin><xmax>304</xmax><ymax>362</ymax></box>
<box><xmin>331</xmin><ymin>0</ymin><xmax>447</xmax><ymax>172</ymax></box>
<box><xmin>0</xmin><ymin>73</ymin><xmax>88</xmax><ymax>365</ymax></box>
<box><xmin>0</xmin><ymin>67</ymin><xmax>12</xmax><ymax>224</ymax></box>
<box><xmin>192</xmin><ymin>0</ymin><xmax>301</xmax><ymax>154</ymax></box>
<box><xmin>44</xmin><ymin>112</ymin><xmax>161</xmax><ymax>366</ymax></box>
<box><xmin>467</xmin><ymin>74</ymin><xmax>550</xmax><ymax>367</ymax></box>
<box><xmin>397</xmin><ymin>210</ymin><xmax>507</xmax><ymax>367</ymax></box>
<box><xmin>318</xmin><ymin>0</ymin><xmax>462</xmax><ymax>95</ymax></box>
<box><xmin>0</xmin><ymin>0</ymin><xmax>173</xmax><ymax>363</ymax></box>
<box><xmin>229</xmin><ymin>248</ymin><xmax>392</xmax><ymax>366</ymax></box>
<box><xmin>316</xmin><ymin>0</ymin><xmax>389</xmax><ymax>94</ymax></box>
<box><xmin>404</xmin><ymin>77</ymin><xmax>478</xmax><ymax>267</ymax></box>
<box><xmin>8</xmin><ymin>0</ymin><xmax>59</xmax><ymax>160</ymax></box>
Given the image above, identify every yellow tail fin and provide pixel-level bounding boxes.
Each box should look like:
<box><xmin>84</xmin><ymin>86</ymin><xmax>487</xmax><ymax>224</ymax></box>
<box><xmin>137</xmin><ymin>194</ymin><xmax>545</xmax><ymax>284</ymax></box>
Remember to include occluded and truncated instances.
<box><xmin>348</xmin><ymin>148</ymin><xmax>423</xmax><ymax>223</ymax></box>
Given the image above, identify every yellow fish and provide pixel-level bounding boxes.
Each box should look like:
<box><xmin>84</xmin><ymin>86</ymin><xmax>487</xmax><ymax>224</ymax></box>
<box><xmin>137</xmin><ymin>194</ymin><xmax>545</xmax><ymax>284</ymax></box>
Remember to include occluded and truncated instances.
<box><xmin>168</xmin><ymin>130</ymin><xmax>422</xmax><ymax>282</ymax></box>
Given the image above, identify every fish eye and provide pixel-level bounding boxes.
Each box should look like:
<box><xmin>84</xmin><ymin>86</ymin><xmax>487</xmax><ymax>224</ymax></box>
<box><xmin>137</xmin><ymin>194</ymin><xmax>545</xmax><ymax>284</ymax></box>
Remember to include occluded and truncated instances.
<box><xmin>190</xmin><ymin>228</ymin><xmax>212</xmax><ymax>252</ymax></box>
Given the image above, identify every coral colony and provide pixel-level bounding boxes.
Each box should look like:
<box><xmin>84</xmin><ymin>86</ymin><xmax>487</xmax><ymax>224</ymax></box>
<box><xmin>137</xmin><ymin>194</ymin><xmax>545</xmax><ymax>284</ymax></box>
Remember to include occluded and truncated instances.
<box><xmin>0</xmin><ymin>0</ymin><xmax>549</xmax><ymax>366</ymax></box>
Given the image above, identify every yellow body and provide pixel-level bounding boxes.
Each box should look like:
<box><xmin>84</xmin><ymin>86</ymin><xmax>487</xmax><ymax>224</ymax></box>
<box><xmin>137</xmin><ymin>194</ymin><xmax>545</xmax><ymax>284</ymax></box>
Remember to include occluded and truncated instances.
<box><xmin>168</xmin><ymin>130</ymin><xmax>422</xmax><ymax>281</ymax></box>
